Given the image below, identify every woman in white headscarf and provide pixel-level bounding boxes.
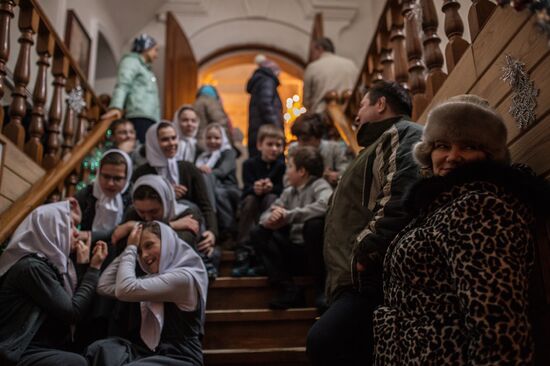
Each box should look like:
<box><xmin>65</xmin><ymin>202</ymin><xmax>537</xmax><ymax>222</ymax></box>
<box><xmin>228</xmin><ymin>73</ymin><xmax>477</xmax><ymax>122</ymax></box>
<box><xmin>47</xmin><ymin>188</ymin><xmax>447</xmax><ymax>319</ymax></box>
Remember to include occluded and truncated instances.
<box><xmin>172</xmin><ymin>105</ymin><xmax>202</xmax><ymax>163</ymax></box>
<box><xmin>75</xmin><ymin>149</ymin><xmax>133</xmax><ymax>242</ymax></box>
<box><xmin>0</xmin><ymin>199</ymin><xmax>108</xmax><ymax>366</ymax></box>
<box><xmin>196</xmin><ymin>123</ymin><xmax>241</xmax><ymax>235</ymax></box>
<box><xmin>87</xmin><ymin>221</ymin><xmax>207</xmax><ymax>366</ymax></box>
<box><xmin>111</xmin><ymin>175</ymin><xmax>219</xmax><ymax>280</ymax></box>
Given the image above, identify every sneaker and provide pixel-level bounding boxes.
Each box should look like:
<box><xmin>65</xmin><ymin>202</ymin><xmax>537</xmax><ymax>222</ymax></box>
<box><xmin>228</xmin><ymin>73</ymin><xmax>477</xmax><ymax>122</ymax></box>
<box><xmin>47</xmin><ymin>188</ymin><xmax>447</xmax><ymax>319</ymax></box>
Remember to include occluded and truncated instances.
<box><xmin>268</xmin><ymin>286</ymin><xmax>305</xmax><ymax>310</ymax></box>
<box><xmin>245</xmin><ymin>265</ymin><xmax>266</xmax><ymax>277</ymax></box>
<box><xmin>231</xmin><ymin>263</ymin><xmax>250</xmax><ymax>277</ymax></box>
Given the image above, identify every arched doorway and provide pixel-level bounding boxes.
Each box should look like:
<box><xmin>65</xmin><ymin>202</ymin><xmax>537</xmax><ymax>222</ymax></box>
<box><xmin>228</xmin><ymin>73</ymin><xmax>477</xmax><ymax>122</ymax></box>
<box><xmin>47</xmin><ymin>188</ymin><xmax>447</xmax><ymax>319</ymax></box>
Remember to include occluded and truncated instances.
<box><xmin>94</xmin><ymin>31</ymin><xmax>118</xmax><ymax>96</ymax></box>
<box><xmin>198</xmin><ymin>49</ymin><xmax>305</xmax><ymax>145</ymax></box>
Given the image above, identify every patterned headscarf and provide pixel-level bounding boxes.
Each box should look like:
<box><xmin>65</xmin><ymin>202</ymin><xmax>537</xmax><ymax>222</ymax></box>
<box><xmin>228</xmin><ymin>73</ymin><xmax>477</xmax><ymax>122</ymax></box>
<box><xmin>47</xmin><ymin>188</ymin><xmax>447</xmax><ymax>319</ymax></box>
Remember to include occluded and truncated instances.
<box><xmin>132</xmin><ymin>34</ymin><xmax>157</xmax><ymax>53</ymax></box>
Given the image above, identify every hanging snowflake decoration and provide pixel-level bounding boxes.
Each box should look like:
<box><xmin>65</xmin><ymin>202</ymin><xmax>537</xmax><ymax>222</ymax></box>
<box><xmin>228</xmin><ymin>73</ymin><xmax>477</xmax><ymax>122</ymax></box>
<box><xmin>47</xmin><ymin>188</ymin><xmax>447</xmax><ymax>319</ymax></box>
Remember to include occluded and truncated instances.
<box><xmin>501</xmin><ymin>54</ymin><xmax>539</xmax><ymax>130</ymax></box>
<box><xmin>67</xmin><ymin>86</ymin><xmax>87</xmax><ymax>114</ymax></box>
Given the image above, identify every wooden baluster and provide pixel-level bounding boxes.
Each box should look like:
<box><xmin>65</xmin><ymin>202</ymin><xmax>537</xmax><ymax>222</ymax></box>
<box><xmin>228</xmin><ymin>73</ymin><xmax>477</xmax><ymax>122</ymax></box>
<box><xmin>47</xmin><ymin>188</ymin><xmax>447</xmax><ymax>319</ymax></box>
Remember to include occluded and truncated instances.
<box><xmin>62</xmin><ymin>73</ymin><xmax>77</xmax><ymax>158</ymax></box>
<box><xmin>442</xmin><ymin>0</ymin><xmax>470</xmax><ymax>73</ymax></box>
<box><xmin>404</xmin><ymin>0</ymin><xmax>429</xmax><ymax>120</ymax></box>
<box><xmin>390</xmin><ymin>1</ymin><xmax>408</xmax><ymax>89</ymax></box>
<box><xmin>421</xmin><ymin>0</ymin><xmax>447</xmax><ymax>99</ymax></box>
<box><xmin>0</xmin><ymin>0</ymin><xmax>15</xmax><ymax>131</ymax></box>
<box><xmin>87</xmin><ymin>98</ymin><xmax>99</xmax><ymax>132</ymax></box>
<box><xmin>370</xmin><ymin>52</ymin><xmax>384</xmax><ymax>85</ymax></box>
<box><xmin>468</xmin><ymin>0</ymin><xmax>496</xmax><ymax>41</ymax></box>
<box><xmin>4</xmin><ymin>1</ymin><xmax>38</xmax><ymax>148</ymax></box>
<box><xmin>43</xmin><ymin>49</ymin><xmax>68</xmax><ymax>169</ymax></box>
<box><xmin>75</xmin><ymin>100</ymin><xmax>87</xmax><ymax>145</ymax></box>
<box><xmin>380</xmin><ymin>28</ymin><xmax>394</xmax><ymax>81</ymax></box>
<box><xmin>25</xmin><ymin>22</ymin><xmax>53</xmax><ymax>164</ymax></box>
<box><xmin>65</xmin><ymin>169</ymin><xmax>79</xmax><ymax>197</ymax></box>
<box><xmin>84</xmin><ymin>90</ymin><xmax>93</xmax><ymax>134</ymax></box>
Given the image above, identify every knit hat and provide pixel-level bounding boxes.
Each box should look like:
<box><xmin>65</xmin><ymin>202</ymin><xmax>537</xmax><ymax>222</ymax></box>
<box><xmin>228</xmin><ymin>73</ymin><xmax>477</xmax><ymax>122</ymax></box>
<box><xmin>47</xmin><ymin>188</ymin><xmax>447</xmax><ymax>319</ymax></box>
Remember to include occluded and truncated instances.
<box><xmin>132</xmin><ymin>34</ymin><xmax>157</xmax><ymax>53</ymax></box>
<box><xmin>413</xmin><ymin>94</ymin><xmax>510</xmax><ymax>170</ymax></box>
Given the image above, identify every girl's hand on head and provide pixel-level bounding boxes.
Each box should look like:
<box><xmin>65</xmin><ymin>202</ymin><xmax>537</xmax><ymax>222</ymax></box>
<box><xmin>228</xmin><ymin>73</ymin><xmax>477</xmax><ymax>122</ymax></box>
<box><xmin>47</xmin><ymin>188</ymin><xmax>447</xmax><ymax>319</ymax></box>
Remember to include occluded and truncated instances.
<box><xmin>198</xmin><ymin>165</ymin><xmax>212</xmax><ymax>174</ymax></box>
<box><xmin>75</xmin><ymin>240</ymin><xmax>90</xmax><ymax>264</ymax></box>
<box><xmin>127</xmin><ymin>223</ymin><xmax>143</xmax><ymax>247</ymax></box>
<box><xmin>111</xmin><ymin>221</ymin><xmax>136</xmax><ymax>245</ymax></box>
<box><xmin>173</xmin><ymin>184</ymin><xmax>188</xmax><ymax>199</ymax></box>
<box><xmin>90</xmin><ymin>241</ymin><xmax>109</xmax><ymax>269</ymax></box>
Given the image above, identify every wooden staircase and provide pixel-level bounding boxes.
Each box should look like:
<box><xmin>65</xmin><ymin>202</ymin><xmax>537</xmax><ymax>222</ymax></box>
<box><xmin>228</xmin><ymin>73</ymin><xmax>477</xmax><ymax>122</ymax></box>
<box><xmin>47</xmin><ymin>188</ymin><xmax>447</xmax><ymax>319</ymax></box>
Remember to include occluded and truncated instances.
<box><xmin>203</xmin><ymin>251</ymin><xmax>316</xmax><ymax>365</ymax></box>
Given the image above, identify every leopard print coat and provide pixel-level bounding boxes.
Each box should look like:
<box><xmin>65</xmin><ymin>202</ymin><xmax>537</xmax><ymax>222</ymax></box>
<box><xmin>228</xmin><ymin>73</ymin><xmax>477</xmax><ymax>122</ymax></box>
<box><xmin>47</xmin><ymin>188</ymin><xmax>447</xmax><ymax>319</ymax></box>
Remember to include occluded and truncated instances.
<box><xmin>373</xmin><ymin>162</ymin><xmax>550</xmax><ymax>365</ymax></box>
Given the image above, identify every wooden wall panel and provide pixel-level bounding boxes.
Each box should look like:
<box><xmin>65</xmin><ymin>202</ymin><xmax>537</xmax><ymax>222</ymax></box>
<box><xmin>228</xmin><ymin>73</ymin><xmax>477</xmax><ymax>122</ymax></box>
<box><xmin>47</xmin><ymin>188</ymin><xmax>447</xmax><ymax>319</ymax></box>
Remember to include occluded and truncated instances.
<box><xmin>470</xmin><ymin>17</ymin><xmax>550</xmax><ymax>107</ymax></box>
<box><xmin>0</xmin><ymin>134</ymin><xmax>45</xmax><ymax>214</ymax></box>
<box><xmin>471</xmin><ymin>7</ymin><xmax>530</xmax><ymax>76</ymax></box>
<box><xmin>0</xmin><ymin>168</ymin><xmax>31</xmax><ymax>201</ymax></box>
<box><xmin>509</xmin><ymin>113</ymin><xmax>550</xmax><ymax>176</ymax></box>
<box><xmin>0</xmin><ymin>196</ymin><xmax>12</xmax><ymax>215</ymax></box>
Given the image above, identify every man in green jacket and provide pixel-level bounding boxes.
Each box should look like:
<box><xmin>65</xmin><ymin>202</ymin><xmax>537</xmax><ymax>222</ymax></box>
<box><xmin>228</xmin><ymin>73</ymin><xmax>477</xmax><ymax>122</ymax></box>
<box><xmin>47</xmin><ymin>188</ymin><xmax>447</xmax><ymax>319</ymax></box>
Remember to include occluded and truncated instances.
<box><xmin>306</xmin><ymin>81</ymin><xmax>423</xmax><ymax>365</ymax></box>
<box><xmin>102</xmin><ymin>34</ymin><xmax>160</xmax><ymax>143</ymax></box>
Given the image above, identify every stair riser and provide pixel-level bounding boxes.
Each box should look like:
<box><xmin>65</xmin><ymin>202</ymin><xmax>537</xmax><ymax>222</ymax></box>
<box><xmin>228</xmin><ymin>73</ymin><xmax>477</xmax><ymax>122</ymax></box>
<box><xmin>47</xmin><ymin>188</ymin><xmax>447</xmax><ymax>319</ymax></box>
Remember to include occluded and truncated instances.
<box><xmin>207</xmin><ymin>287</ymin><xmax>315</xmax><ymax>310</ymax></box>
<box><xmin>203</xmin><ymin>319</ymin><xmax>314</xmax><ymax>349</ymax></box>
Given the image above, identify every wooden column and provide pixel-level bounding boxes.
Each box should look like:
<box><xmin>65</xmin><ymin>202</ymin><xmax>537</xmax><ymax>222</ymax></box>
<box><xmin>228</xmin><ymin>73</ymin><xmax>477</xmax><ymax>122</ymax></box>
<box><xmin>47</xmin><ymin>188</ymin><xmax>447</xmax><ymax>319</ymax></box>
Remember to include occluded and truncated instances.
<box><xmin>25</xmin><ymin>22</ymin><xmax>53</xmax><ymax>164</ymax></box>
<box><xmin>442</xmin><ymin>0</ymin><xmax>470</xmax><ymax>73</ymax></box>
<box><xmin>421</xmin><ymin>0</ymin><xmax>447</xmax><ymax>99</ymax></box>
<box><xmin>43</xmin><ymin>48</ymin><xmax>68</xmax><ymax>169</ymax></box>
<box><xmin>4</xmin><ymin>1</ymin><xmax>38</xmax><ymax>148</ymax></box>
<box><xmin>369</xmin><ymin>52</ymin><xmax>384</xmax><ymax>85</ymax></box>
<box><xmin>468</xmin><ymin>0</ymin><xmax>496</xmax><ymax>41</ymax></box>
<box><xmin>64</xmin><ymin>169</ymin><xmax>79</xmax><ymax>197</ymax></box>
<box><xmin>389</xmin><ymin>1</ymin><xmax>408</xmax><ymax>89</ymax></box>
<box><xmin>62</xmin><ymin>73</ymin><xmax>77</xmax><ymax>158</ymax></box>
<box><xmin>0</xmin><ymin>0</ymin><xmax>16</xmax><ymax>131</ymax></box>
<box><xmin>404</xmin><ymin>0</ymin><xmax>428</xmax><ymax>120</ymax></box>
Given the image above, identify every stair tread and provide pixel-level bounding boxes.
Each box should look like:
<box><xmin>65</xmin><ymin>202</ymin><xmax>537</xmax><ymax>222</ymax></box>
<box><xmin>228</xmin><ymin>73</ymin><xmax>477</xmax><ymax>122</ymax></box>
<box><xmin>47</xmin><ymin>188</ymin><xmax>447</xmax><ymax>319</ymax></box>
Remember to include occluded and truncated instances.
<box><xmin>204</xmin><ymin>347</ymin><xmax>308</xmax><ymax>364</ymax></box>
<box><xmin>210</xmin><ymin>276</ymin><xmax>314</xmax><ymax>288</ymax></box>
<box><xmin>221</xmin><ymin>250</ymin><xmax>235</xmax><ymax>261</ymax></box>
<box><xmin>206</xmin><ymin>308</ymin><xmax>318</xmax><ymax>322</ymax></box>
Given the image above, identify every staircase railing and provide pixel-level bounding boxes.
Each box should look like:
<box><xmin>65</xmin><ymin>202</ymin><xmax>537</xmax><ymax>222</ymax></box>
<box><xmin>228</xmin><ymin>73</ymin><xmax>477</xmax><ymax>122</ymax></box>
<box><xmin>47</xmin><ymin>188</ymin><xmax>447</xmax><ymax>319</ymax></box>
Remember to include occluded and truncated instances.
<box><xmin>325</xmin><ymin>0</ymin><xmax>497</xmax><ymax>152</ymax></box>
<box><xmin>0</xmin><ymin>0</ymin><xmax>110</xmax><ymax>244</ymax></box>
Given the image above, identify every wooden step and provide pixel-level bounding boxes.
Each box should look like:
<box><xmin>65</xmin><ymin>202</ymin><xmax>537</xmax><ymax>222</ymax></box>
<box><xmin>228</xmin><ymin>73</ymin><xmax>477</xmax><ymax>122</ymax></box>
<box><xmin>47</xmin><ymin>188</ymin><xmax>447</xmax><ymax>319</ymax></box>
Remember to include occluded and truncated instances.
<box><xmin>204</xmin><ymin>347</ymin><xmax>309</xmax><ymax>365</ymax></box>
<box><xmin>218</xmin><ymin>251</ymin><xmax>235</xmax><ymax>277</ymax></box>
<box><xmin>207</xmin><ymin>276</ymin><xmax>315</xmax><ymax>310</ymax></box>
<box><xmin>203</xmin><ymin>308</ymin><xmax>317</xmax><ymax>349</ymax></box>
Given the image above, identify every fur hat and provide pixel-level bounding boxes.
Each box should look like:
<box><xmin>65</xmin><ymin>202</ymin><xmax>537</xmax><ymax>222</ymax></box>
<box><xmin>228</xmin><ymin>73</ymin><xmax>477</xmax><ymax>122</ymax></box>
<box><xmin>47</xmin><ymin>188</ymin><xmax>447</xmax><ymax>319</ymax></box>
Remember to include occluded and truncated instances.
<box><xmin>132</xmin><ymin>34</ymin><xmax>157</xmax><ymax>53</ymax></box>
<box><xmin>413</xmin><ymin>94</ymin><xmax>510</xmax><ymax>170</ymax></box>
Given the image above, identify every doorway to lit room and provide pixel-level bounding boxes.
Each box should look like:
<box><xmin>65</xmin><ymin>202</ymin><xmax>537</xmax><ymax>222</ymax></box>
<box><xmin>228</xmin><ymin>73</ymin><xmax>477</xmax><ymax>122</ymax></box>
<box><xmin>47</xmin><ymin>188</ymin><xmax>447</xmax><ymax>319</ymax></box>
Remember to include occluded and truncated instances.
<box><xmin>199</xmin><ymin>50</ymin><xmax>305</xmax><ymax>147</ymax></box>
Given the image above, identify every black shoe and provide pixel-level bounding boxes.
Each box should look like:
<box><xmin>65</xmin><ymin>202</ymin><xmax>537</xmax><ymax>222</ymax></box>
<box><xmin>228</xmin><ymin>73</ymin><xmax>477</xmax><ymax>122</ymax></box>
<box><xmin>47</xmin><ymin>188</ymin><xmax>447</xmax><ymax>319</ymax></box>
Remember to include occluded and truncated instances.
<box><xmin>268</xmin><ymin>286</ymin><xmax>305</xmax><ymax>310</ymax></box>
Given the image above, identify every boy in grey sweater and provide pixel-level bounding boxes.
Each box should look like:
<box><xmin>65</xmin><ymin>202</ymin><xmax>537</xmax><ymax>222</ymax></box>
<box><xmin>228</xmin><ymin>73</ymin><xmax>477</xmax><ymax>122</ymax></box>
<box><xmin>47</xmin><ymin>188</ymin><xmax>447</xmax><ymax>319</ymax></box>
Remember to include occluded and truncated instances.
<box><xmin>252</xmin><ymin>146</ymin><xmax>333</xmax><ymax>309</ymax></box>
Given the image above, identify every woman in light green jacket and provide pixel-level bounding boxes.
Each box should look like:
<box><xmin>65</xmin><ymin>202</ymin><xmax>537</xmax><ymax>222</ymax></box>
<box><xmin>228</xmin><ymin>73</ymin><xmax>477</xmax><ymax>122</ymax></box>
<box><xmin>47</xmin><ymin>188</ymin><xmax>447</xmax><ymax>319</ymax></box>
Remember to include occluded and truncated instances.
<box><xmin>103</xmin><ymin>34</ymin><xmax>160</xmax><ymax>143</ymax></box>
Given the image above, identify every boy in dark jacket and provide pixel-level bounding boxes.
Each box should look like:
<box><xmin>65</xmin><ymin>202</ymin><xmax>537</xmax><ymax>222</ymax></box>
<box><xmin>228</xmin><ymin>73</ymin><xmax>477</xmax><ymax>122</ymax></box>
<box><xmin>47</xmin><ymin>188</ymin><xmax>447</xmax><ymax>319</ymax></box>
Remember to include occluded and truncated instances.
<box><xmin>232</xmin><ymin>125</ymin><xmax>285</xmax><ymax>276</ymax></box>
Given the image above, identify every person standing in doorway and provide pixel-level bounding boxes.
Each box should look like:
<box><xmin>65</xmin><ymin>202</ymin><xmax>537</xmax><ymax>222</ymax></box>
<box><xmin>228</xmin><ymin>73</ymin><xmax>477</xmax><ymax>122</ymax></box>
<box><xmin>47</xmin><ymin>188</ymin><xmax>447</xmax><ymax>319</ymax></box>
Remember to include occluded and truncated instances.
<box><xmin>102</xmin><ymin>34</ymin><xmax>160</xmax><ymax>144</ymax></box>
<box><xmin>246</xmin><ymin>57</ymin><xmax>284</xmax><ymax>158</ymax></box>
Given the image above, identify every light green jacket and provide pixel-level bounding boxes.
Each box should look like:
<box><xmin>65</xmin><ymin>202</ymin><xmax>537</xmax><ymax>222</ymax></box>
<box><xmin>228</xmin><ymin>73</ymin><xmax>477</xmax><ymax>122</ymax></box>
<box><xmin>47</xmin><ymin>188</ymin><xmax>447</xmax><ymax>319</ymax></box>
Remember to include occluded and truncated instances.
<box><xmin>110</xmin><ymin>53</ymin><xmax>160</xmax><ymax>121</ymax></box>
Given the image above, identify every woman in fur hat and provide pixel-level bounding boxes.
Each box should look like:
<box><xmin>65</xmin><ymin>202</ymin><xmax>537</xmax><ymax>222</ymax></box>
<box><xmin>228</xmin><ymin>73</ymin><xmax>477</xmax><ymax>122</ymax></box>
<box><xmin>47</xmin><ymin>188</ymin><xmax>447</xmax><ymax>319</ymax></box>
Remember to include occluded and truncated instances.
<box><xmin>372</xmin><ymin>95</ymin><xmax>550</xmax><ymax>365</ymax></box>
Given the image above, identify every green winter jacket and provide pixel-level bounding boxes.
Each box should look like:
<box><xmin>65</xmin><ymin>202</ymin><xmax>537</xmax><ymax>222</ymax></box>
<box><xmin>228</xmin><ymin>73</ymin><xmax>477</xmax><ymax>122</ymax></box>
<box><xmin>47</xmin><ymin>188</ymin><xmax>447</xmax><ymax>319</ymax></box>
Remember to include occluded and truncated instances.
<box><xmin>110</xmin><ymin>53</ymin><xmax>160</xmax><ymax>121</ymax></box>
<box><xmin>323</xmin><ymin>116</ymin><xmax>422</xmax><ymax>303</ymax></box>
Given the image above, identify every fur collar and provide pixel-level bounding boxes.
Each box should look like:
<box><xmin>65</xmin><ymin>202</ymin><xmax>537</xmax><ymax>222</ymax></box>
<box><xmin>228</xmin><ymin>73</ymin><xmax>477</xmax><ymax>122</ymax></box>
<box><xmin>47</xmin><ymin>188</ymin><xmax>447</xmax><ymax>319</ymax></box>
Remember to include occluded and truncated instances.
<box><xmin>404</xmin><ymin>160</ymin><xmax>550</xmax><ymax>217</ymax></box>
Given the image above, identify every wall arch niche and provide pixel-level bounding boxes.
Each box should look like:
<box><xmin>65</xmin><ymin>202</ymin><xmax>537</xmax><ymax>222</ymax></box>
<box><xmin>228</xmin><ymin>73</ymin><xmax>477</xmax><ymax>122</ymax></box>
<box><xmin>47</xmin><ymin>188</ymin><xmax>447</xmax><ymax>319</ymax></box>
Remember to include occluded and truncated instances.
<box><xmin>94</xmin><ymin>31</ymin><xmax>118</xmax><ymax>96</ymax></box>
<box><xmin>198</xmin><ymin>46</ymin><xmax>305</xmax><ymax>145</ymax></box>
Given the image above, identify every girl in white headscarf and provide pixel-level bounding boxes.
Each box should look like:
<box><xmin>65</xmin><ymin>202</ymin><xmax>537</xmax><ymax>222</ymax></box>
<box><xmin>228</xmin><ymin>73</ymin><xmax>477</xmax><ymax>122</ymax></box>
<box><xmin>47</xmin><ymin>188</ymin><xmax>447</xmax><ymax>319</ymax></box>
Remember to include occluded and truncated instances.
<box><xmin>111</xmin><ymin>175</ymin><xmax>219</xmax><ymax>280</ymax></box>
<box><xmin>75</xmin><ymin>149</ymin><xmax>133</xmax><ymax>242</ymax></box>
<box><xmin>196</xmin><ymin>123</ymin><xmax>241</xmax><ymax>234</ymax></box>
<box><xmin>144</xmin><ymin>121</ymin><xmax>181</xmax><ymax>185</ymax></box>
<box><xmin>0</xmin><ymin>200</ymin><xmax>108</xmax><ymax>366</ymax></box>
<box><xmin>88</xmin><ymin>221</ymin><xmax>207</xmax><ymax>366</ymax></box>
<box><xmin>173</xmin><ymin>105</ymin><xmax>202</xmax><ymax>163</ymax></box>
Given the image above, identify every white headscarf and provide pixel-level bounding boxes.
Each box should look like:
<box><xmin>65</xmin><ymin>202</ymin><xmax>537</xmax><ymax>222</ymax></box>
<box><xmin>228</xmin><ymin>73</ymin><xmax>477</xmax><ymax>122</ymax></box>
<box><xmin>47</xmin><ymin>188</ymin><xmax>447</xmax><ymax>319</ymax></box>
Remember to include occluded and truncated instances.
<box><xmin>0</xmin><ymin>201</ymin><xmax>77</xmax><ymax>295</ymax></box>
<box><xmin>195</xmin><ymin>124</ymin><xmax>232</xmax><ymax>168</ymax></box>
<box><xmin>92</xmin><ymin>149</ymin><xmax>133</xmax><ymax>231</ymax></box>
<box><xmin>145</xmin><ymin>122</ymin><xmax>181</xmax><ymax>184</ymax></box>
<box><xmin>172</xmin><ymin>105</ymin><xmax>199</xmax><ymax>163</ymax></box>
<box><xmin>137</xmin><ymin>221</ymin><xmax>208</xmax><ymax>350</ymax></box>
<box><xmin>132</xmin><ymin>175</ymin><xmax>188</xmax><ymax>221</ymax></box>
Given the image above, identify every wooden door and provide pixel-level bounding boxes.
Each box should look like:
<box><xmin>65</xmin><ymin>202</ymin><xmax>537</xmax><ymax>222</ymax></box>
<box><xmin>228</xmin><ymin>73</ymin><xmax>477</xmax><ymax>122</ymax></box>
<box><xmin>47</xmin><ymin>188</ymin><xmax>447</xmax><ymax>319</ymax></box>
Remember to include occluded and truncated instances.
<box><xmin>307</xmin><ymin>13</ymin><xmax>324</xmax><ymax>63</ymax></box>
<box><xmin>164</xmin><ymin>12</ymin><xmax>197</xmax><ymax>120</ymax></box>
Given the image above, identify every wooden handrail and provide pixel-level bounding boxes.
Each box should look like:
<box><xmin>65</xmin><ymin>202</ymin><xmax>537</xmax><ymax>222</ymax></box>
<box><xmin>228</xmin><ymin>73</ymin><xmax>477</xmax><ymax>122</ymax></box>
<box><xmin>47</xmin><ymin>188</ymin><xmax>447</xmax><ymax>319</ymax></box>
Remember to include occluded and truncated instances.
<box><xmin>0</xmin><ymin>116</ymin><xmax>113</xmax><ymax>244</ymax></box>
